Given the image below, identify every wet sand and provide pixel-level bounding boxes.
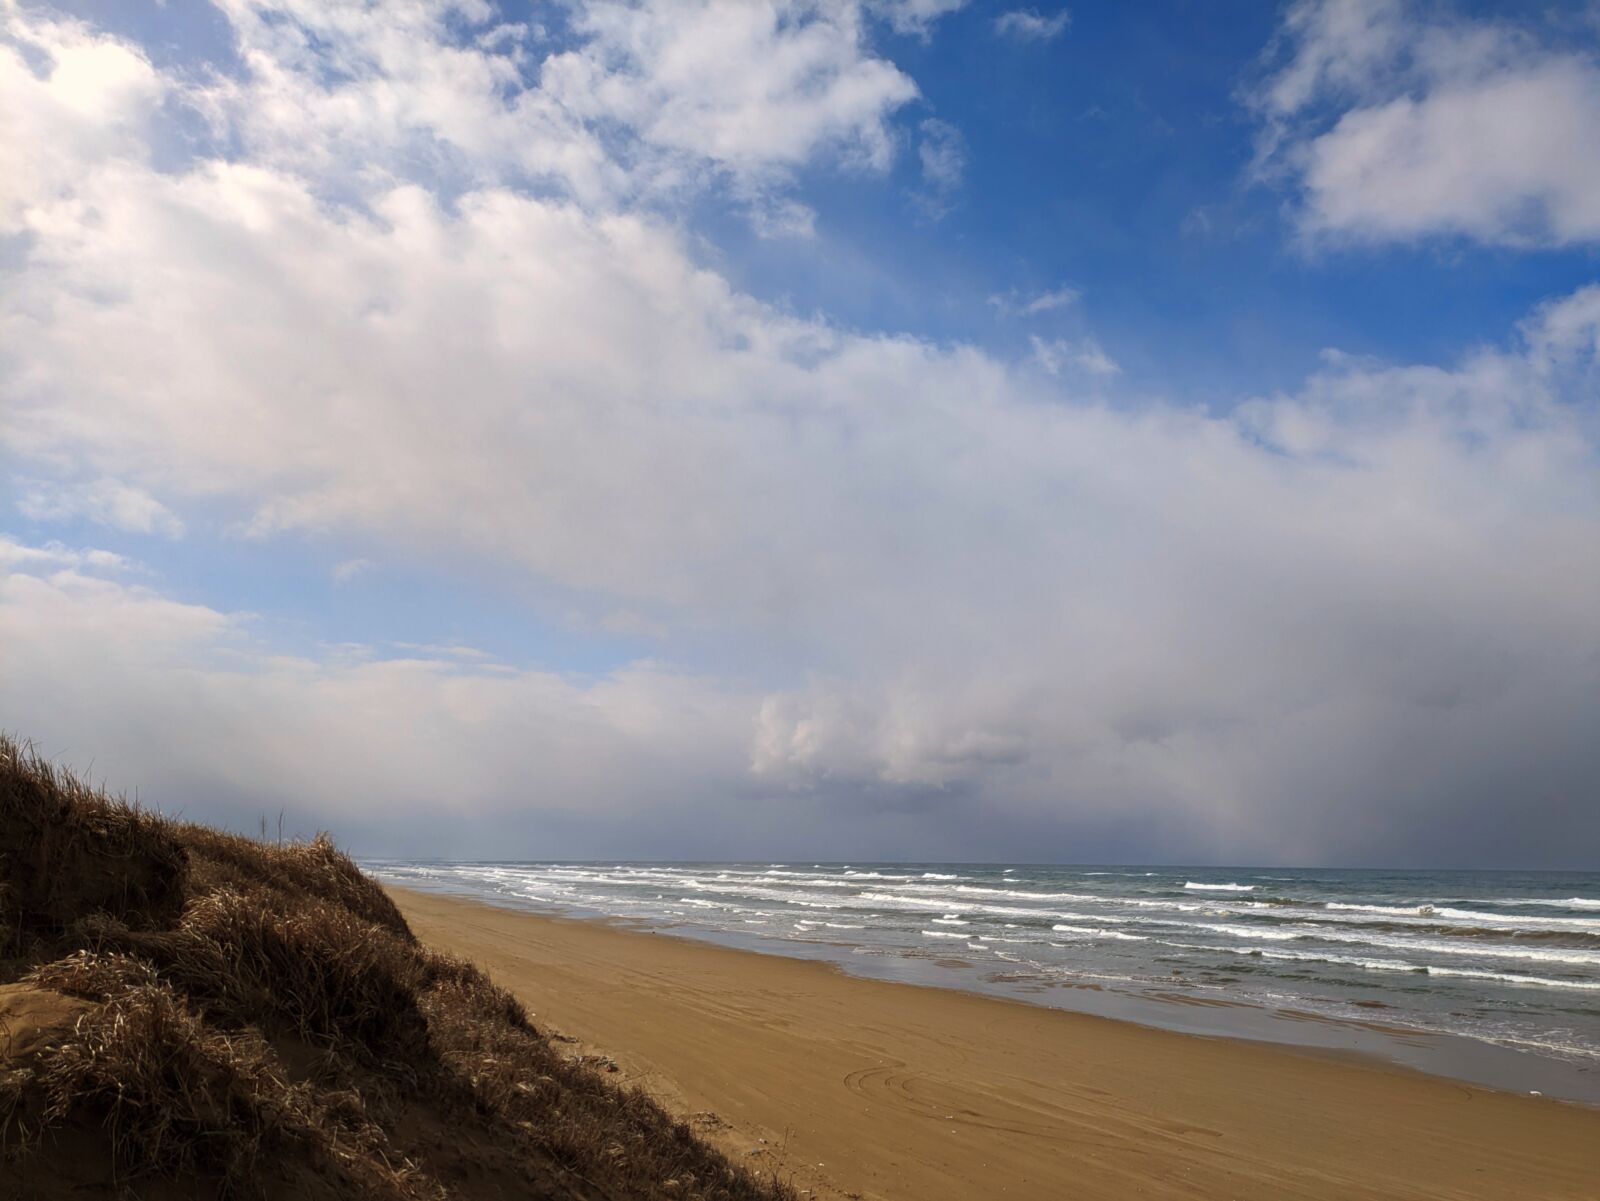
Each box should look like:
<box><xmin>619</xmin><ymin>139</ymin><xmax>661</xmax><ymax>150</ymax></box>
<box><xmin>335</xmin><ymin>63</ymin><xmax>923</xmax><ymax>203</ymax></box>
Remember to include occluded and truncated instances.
<box><xmin>389</xmin><ymin>886</ymin><xmax>1600</xmax><ymax>1201</ymax></box>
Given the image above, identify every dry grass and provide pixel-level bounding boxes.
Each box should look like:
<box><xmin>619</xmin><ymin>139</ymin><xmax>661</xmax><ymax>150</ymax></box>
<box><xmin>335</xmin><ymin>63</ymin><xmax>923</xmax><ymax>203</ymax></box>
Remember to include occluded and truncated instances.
<box><xmin>0</xmin><ymin>735</ymin><xmax>794</xmax><ymax>1201</ymax></box>
<box><xmin>24</xmin><ymin>965</ymin><xmax>431</xmax><ymax>1199</ymax></box>
<box><xmin>0</xmin><ymin>739</ymin><xmax>186</xmax><ymax>946</ymax></box>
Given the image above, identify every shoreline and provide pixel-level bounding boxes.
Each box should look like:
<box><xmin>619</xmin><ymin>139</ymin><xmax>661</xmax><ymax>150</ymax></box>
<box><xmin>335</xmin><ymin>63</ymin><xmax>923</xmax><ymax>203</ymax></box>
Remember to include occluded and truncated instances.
<box><xmin>388</xmin><ymin>884</ymin><xmax>1600</xmax><ymax>1201</ymax></box>
<box><xmin>378</xmin><ymin>872</ymin><xmax>1600</xmax><ymax>1105</ymax></box>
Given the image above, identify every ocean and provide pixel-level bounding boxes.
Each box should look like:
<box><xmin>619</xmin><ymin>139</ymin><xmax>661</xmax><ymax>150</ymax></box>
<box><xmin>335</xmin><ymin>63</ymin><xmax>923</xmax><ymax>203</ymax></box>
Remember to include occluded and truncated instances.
<box><xmin>366</xmin><ymin>861</ymin><xmax>1600</xmax><ymax>1103</ymax></box>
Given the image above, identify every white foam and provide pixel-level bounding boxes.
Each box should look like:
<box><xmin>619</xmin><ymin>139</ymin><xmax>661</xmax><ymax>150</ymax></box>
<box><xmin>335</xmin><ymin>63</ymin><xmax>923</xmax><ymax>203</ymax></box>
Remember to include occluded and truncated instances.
<box><xmin>1325</xmin><ymin>902</ymin><xmax>1435</xmax><ymax>918</ymax></box>
<box><xmin>1191</xmin><ymin>923</ymin><xmax>1600</xmax><ymax>967</ymax></box>
<box><xmin>667</xmin><ymin>879</ymin><xmax>862</xmax><ymax>908</ymax></box>
<box><xmin>1355</xmin><ymin>934</ymin><xmax>1600</xmax><ymax>968</ymax></box>
<box><xmin>855</xmin><ymin>891</ymin><xmax>1067</xmax><ymax>919</ymax></box>
<box><xmin>1392</xmin><ymin>964</ymin><xmax>1600</xmax><ymax>991</ymax></box>
<box><xmin>1185</xmin><ymin>882</ymin><xmax>1255</xmax><ymax>892</ymax></box>
<box><xmin>1432</xmin><ymin>906</ymin><xmax>1600</xmax><ymax>932</ymax></box>
<box><xmin>1190</xmin><ymin>922</ymin><xmax>1298</xmax><ymax>941</ymax></box>
<box><xmin>1052</xmin><ymin>923</ymin><xmax>1148</xmax><ymax>941</ymax></box>
<box><xmin>930</xmin><ymin>883</ymin><xmax>1105</xmax><ymax>902</ymax></box>
<box><xmin>981</xmin><ymin>935</ymin><xmax>1053</xmax><ymax>945</ymax></box>
<box><xmin>920</xmin><ymin>930</ymin><xmax>970</xmax><ymax>939</ymax></box>
<box><xmin>1195</xmin><ymin>944</ymin><xmax>1600</xmax><ymax>991</ymax></box>
<box><xmin>1325</xmin><ymin>902</ymin><xmax>1600</xmax><ymax>933</ymax></box>
<box><xmin>692</xmin><ymin>874</ymin><xmax>864</xmax><ymax>891</ymax></box>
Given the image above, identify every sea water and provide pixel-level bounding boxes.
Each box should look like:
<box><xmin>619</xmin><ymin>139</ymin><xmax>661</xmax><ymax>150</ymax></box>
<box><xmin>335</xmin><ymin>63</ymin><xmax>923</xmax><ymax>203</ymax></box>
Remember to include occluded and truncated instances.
<box><xmin>366</xmin><ymin>861</ymin><xmax>1600</xmax><ymax>1103</ymax></box>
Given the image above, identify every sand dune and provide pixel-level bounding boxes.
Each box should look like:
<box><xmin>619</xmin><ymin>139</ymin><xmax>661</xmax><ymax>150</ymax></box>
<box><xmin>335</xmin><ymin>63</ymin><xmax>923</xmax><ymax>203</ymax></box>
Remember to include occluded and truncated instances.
<box><xmin>0</xmin><ymin>737</ymin><xmax>790</xmax><ymax>1200</ymax></box>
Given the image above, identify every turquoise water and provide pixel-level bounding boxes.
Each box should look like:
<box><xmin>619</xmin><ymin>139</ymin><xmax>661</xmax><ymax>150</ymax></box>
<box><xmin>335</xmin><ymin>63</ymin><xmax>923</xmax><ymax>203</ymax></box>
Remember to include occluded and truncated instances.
<box><xmin>368</xmin><ymin>861</ymin><xmax>1600</xmax><ymax>1102</ymax></box>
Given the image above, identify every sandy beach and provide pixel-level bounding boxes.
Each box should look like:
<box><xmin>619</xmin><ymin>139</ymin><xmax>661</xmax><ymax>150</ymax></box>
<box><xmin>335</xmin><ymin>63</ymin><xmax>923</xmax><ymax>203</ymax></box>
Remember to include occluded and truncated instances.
<box><xmin>389</xmin><ymin>886</ymin><xmax>1600</xmax><ymax>1201</ymax></box>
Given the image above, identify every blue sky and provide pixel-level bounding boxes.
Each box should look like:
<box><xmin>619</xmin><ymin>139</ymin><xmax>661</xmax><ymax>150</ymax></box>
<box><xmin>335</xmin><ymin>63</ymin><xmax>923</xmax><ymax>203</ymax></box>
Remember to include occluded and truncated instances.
<box><xmin>714</xmin><ymin>3</ymin><xmax>1600</xmax><ymax>400</ymax></box>
<box><xmin>3</xmin><ymin>0</ymin><xmax>1599</xmax><ymax>865</ymax></box>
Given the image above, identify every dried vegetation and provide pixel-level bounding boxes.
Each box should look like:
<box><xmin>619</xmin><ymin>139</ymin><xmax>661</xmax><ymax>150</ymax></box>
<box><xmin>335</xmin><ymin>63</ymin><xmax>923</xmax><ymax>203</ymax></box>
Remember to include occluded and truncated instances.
<box><xmin>0</xmin><ymin>735</ymin><xmax>793</xmax><ymax>1200</ymax></box>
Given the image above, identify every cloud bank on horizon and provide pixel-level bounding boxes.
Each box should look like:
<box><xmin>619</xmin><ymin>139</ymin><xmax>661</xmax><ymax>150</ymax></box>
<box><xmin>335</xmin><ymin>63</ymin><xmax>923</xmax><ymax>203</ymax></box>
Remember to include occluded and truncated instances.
<box><xmin>2</xmin><ymin>0</ymin><xmax>1597</xmax><ymax>866</ymax></box>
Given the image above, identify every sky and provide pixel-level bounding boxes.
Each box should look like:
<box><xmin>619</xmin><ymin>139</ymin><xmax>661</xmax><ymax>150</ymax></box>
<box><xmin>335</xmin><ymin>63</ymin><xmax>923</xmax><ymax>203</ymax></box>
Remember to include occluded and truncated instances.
<box><xmin>2</xmin><ymin>0</ymin><xmax>1598</xmax><ymax>867</ymax></box>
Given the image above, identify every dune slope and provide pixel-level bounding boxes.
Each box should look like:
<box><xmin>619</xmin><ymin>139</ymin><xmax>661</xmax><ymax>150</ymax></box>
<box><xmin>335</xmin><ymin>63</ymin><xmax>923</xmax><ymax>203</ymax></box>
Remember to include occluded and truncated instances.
<box><xmin>0</xmin><ymin>736</ymin><xmax>792</xmax><ymax>1201</ymax></box>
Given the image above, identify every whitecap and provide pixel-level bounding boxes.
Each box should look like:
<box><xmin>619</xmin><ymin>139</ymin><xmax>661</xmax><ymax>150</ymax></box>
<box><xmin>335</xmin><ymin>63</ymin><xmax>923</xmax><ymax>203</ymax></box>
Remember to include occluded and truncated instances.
<box><xmin>1188</xmin><ymin>923</ymin><xmax>1600</xmax><ymax>967</ymax></box>
<box><xmin>1052</xmin><ymin>923</ymin><xmax>1148</xmax><ymax>941</ymax></box>
<box><xmin>1192</xmin><ymin>944</ymin><xmax>1600</xmax><ymax>991</ymax></box>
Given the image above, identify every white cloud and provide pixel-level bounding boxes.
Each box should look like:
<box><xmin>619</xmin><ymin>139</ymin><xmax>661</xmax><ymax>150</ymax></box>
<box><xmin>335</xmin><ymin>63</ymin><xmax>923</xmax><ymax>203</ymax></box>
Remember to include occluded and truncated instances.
<box><xmin>128</xmin><ymin>0</ymin><xmax>925</xmax><ymax>226</ymax></box>
<box><xmin>0</xmin><ymin>6</ymin><xmax>163</xmax><ymax>232</ymax></box>
<box><xmin>18</xmin><ymin>477</ymin><xmax>184</xmax><ymax>536</ymax></box>
<box><xmin>1253</xmin><ymin>0</ymin><xmax>1600</xmax><ymax>246</ymax></box>
<box><xmin>0</xmin><ymin>535</ymin><xmax>134</xmax><ymax>575</ymax></box>
<box><xmin>392</xmin><ymin>642</ymin><xmax>493</xmax><ymax>661</ymax></box>
<box><xmin>1021</xmin><ymin>286</ymin><xmax>1079</xmax><ymax>314</ymax></box>
<box><xmin>872</xmin><ymin>0</ymin><xmax>969</xmax><ymax>38</ymax></box>
<box><xmin>994</xmin><ymin>9</ymin><xmax>1071</xmax><ymax>42</ymax></box>
<box><xmin>2</xmin><ymin>3</ymin><xmax>1598</xmax><ymax>863</ymax></box>
<box><xmin>332</xmin><ymin>558</ymin><xmax>375</xmax><ymax>585</ymax></box>
<box><xmin>0</xmin><ymin>547</ymin><xmax>762</xmax><ymax>856</ymax></box>
<box><xmin>182</xmin><ymin>1</ymin><xmax>610</xmax><ymax>202</ymax></box>
<box><xmin>1255</xmin><ymin>0</ymin><xmax>1406</xmax><ymax>120</ymax></box>
<box><xmin>1029</xmin><ymin>334</ymin><xmax>1119</xmax><ymax>376</ymax></box>
<box><xmin>1521</xmin><ymin>282</ymin><xmax>1600</xmax><ymax>369</ymax></box>
<box><xmin>747</xmin><ymin>196</ymin><xmax>819</xmax><ymax>239</ymax></box>
<box><xmin>918</xmin><ymin>118</ymin><xmax>966</xmax><ymax>191</ymax></box>
<box><xmin>913</xmin><ymin>116</ymin><xmax>966</xmax><ymax>218</ymax></box>
<box><xmin>989</xmin><ymin>285</ymin><xmax>1081</xmax><ymax>316</ymax></box>
<box><xmin>545</xmin><ymin>0</ymin><xmax>920</xmax><ymax>192</ymax></box>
